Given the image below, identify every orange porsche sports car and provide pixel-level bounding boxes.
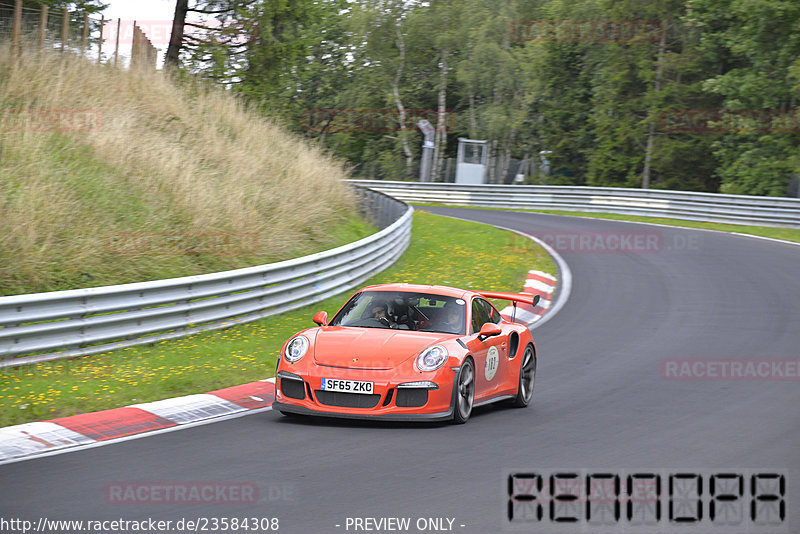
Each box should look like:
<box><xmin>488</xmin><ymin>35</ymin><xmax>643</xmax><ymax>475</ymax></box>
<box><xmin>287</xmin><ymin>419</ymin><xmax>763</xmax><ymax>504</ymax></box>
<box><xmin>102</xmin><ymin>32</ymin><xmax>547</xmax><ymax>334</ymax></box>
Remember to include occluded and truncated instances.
<box><xmin>272</xmin><ymin>283</ymin><xmax>539</xmax><ymax>424</ymax></box>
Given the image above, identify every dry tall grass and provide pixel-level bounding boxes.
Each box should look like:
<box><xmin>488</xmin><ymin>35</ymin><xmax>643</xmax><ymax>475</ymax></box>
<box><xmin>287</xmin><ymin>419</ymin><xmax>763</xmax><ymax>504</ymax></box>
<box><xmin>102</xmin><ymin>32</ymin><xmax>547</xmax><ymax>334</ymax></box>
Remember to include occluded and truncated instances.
<box><xmin>0</xmin><ymin>44</ymin><xmax>360</xmax><ymax>295</ymax></box>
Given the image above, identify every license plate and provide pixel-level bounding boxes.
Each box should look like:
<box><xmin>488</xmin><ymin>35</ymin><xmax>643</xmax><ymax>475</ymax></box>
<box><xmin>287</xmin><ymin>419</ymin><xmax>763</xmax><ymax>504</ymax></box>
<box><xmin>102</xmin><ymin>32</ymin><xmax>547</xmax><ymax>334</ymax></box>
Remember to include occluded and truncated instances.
<box><xmin>321</xmin><ymin>378</ymin><xmax>374</xmax><ymax>394</ymax></box>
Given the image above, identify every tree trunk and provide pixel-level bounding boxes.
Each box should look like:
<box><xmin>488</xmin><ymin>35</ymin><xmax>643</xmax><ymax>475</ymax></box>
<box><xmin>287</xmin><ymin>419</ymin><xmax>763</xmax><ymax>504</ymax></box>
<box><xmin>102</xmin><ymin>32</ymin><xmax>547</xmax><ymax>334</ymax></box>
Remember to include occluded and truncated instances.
<box><xmin>165</xmin><ymin>0</ymin><xmax>189</xmax><ymax>70</ymax></box>
<box><xmin>392</xmin><ymin>24</ymin><xmax>414</xmax><ymax>178</ymax></box>
<box><xmin>642</xmin><ymin>21</ymin><xmax>667</xmax><ymax>189</ymax></box>
<box><xmin>431</xmin><ymin>48</ymin><xmax>449</xmax><ymax>182</ymax></box>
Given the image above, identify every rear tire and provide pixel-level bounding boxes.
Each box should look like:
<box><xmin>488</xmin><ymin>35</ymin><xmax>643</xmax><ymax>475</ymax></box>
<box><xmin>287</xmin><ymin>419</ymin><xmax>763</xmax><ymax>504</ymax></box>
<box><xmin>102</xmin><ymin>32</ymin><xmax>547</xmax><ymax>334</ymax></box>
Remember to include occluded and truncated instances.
<box><xmin>453</xmin><ymin>359</ymin><xmax>475</xmax><ymax>424</ymax></box>
<box><xmin>511</xmin><ymin>345</ymin><xmax>536</xmax><ymax>408</ymax></box>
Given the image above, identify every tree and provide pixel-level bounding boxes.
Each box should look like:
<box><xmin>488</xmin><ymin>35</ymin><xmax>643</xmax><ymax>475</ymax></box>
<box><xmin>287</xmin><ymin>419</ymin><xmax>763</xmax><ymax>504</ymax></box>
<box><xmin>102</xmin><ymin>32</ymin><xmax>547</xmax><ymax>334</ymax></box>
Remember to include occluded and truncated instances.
<box><xmin>687</xmin><ymin>0</ymin><xmax>800</xmax><ymax>195</ymax></box>
<box><xmin>164</xmin><ymin>0</ymin><xmax>263</xmax><ymax>75</ymax></box>
<box><xmin>516</xmin><ymin>0</ymin><xmax>601</xmax><ymax>184</ymax></box>
<box><xmin>165</xmin><ymin>0</ymin><xmax>189</xmax><ymax>69</ymax></box>
<box><xmin>36</xmin><ymin>0</ymin><xmax>106</xmax><ymax>12</ymax></box>
<box><xmin>349</xmin><ymin>0</ymin><xmax>417</xmax><ymax>177</ymax></box>
<box><xmin>404</xmin><ymin>0</ymin><xmax>463</xmax><ymax>181</ymax></box>
<box><xmin>456</xmin><ymin>0</ymin><xmax>528</xmax><ymax>184</ymax></box>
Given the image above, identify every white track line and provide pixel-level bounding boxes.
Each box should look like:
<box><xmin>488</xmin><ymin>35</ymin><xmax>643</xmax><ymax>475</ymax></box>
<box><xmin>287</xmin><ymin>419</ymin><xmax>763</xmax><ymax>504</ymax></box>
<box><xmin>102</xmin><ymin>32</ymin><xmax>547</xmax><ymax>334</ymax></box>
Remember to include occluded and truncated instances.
<box><xmin>500</xmin><ymin>209</ymin><xmax>800</xmax><ymax>248</ymax></box>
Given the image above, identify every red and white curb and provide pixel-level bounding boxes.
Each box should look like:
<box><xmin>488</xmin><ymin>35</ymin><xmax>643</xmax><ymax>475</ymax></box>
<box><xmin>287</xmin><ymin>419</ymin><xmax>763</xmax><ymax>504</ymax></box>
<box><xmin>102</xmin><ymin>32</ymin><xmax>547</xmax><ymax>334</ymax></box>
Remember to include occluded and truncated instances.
<box><xmin>500</xmin><ymin>270</ymin><xmax>557</xmax><ymax>325</ymax></box>
<box><xmin>0</xmin><ymin>379</ymin><xmax>275</xmax><ymax>464</ymax></box>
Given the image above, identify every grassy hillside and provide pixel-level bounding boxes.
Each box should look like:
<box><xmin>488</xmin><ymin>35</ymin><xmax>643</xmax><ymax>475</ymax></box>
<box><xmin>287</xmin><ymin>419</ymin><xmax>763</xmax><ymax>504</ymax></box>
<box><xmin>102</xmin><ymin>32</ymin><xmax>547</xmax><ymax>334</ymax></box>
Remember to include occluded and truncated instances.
<box><xmin>0</xmin><ymin>46</ymin><xmax>370</xmax><ymax>296</ymax></box>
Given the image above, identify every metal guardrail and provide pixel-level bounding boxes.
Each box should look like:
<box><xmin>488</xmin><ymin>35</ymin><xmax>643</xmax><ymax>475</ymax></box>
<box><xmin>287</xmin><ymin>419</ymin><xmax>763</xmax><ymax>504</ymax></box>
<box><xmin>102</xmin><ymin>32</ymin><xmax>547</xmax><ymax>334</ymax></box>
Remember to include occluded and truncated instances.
<box><xmin>349</xmin><ymin>180</ymin><xmax>800</xmax><ymax>228</ymax></box>
<box><xmin>0</xmin><ymin>187</ymin><xmax>412</xmax><ymax>368</ymax></box>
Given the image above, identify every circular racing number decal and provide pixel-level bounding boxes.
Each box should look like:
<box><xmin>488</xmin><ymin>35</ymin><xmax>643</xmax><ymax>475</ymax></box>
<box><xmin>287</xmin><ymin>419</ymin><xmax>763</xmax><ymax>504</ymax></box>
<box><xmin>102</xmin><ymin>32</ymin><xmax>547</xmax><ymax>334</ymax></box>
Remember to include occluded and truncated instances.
<box><xmin>485</xmin><ymin>346</ymin><xmax>499</xmax><ymax>381</ymax></box>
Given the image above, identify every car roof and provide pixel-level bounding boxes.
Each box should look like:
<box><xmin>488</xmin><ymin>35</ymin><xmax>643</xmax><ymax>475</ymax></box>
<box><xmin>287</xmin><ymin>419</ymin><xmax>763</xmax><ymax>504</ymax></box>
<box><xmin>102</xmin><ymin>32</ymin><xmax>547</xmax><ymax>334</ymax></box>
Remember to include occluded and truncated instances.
<box><xmin>358</xmin><ymin>283</ymin><xmax>475</xmax><ymax>300</ymax></box>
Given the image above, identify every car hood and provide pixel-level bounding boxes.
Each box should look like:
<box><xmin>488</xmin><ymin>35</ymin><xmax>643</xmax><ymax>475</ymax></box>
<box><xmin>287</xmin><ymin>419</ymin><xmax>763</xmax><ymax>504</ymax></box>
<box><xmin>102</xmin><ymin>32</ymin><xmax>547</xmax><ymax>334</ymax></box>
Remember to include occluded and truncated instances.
<box><xmin>312</xmin><ymin>327</ymin><xmax>450</xmax><ymax>368</ymax></box>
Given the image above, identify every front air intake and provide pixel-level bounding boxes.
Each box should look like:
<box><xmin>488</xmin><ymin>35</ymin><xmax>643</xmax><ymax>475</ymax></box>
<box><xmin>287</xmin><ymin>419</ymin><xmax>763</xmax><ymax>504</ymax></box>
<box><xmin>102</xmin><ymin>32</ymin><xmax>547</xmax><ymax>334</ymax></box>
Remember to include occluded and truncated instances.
<box><xmin>280</xmin><ymin>379</ymin><xmax>305</xmax><ymax>400</ymax></box>
<box><xmin>314</xmin><ymin>391</ymin><xmax>381</xmax><ymax>409</ymax></box>
<box><xmin>395</xmin><ymin>389</ymin><xmax>428</xmax><ymax>408</ymax></box>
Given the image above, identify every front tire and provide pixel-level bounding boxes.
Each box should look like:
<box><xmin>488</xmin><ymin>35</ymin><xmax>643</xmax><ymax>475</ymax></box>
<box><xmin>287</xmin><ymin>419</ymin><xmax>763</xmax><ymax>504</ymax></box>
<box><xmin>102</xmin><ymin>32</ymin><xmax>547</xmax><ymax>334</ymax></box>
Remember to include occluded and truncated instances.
<box><xmin>453</xmin><ymin>359</ymin><xmax>475</xmax><ymax>424</ymax></box>
<box><xmin>511</xmin><ymin>345</ymin><xmax>536</xmax><ymax>408</ymax></box>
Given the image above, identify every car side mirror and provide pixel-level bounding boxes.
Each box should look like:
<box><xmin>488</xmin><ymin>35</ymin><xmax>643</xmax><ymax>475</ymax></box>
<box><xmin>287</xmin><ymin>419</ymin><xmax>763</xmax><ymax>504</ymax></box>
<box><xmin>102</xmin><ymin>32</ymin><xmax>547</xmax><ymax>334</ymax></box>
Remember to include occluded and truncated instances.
<box><xmin>532</xmin><ymin>294</ymin><xmax>540</xmax><ymax>307</ymax></box>
<box><xmin>312</xmin><ymin>311</ymin><xmax>328</xmax><ymax>326</ymax></box>
<box><xmin>478</xmin><ymin>322</ymin><xmax>502</xmax><ymax>340</ymax></box>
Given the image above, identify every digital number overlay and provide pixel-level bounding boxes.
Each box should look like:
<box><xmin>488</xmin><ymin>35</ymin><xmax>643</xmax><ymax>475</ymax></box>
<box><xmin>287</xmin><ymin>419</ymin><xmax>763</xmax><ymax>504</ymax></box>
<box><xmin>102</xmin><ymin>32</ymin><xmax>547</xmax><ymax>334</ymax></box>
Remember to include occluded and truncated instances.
<box><xmin>504</xmin><ymin>468</ymin><xmax>788</xmax><ymax>533</ymax></box>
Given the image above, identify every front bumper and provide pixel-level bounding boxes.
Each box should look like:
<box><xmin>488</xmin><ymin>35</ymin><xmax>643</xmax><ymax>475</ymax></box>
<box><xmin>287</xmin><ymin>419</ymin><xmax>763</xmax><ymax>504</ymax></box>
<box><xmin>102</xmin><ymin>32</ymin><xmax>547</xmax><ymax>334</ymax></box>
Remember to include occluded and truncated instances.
<box><xmin>273</xmin><ymin>364</ymin><xmax>459</xmax><ymax>421</ymax></box>
<box><xmin>272</xmin><ymin>401</ymin><xmax>453</xmax><ymax>422</ymax></box>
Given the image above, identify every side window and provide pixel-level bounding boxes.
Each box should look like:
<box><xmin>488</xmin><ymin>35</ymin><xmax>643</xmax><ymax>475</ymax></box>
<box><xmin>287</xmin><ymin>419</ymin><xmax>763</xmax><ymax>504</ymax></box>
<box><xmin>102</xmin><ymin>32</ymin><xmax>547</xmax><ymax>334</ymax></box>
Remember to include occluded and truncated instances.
<box><xmin>471</xmin><ymin>298</ymin><xmax>492</xmax><ymax>334</ymax></box>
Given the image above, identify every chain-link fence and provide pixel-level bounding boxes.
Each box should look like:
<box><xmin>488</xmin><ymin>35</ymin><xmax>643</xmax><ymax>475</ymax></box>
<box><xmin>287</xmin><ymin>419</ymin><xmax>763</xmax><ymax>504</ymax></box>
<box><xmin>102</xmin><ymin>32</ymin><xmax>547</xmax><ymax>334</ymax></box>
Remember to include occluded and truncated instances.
<box><xmin>0</xmin><ymin>1</ymin><xmax>39</xmax><ymax>42</ymax></box>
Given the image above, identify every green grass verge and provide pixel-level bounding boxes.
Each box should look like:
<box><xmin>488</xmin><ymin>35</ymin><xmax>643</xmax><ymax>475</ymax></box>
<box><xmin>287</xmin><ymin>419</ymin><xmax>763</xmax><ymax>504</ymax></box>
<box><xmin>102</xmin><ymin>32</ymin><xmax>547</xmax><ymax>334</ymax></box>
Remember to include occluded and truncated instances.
<box><xmin>0</xmin><ymin>210</ymin><xmax>555</xmax><ymax>427</ymax></box>
<box><xmin>411</xmin><ymin>203</ymin><xmax>800</xmax><ymax>243</ymax></box>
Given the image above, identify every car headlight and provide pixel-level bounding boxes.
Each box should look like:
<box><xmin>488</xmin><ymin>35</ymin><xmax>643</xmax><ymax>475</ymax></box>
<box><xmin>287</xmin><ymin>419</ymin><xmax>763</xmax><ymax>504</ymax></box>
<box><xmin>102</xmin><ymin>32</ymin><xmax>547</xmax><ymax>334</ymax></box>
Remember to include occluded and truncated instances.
<box><xmin>284</xmin><ymin>335</ymin><xmax>309</xmax><ymax>362</ymax></box>
<box><xmin>416</xmin><ymin>345</ymin><xmax>448</xmax><ymax>372</ymax></box>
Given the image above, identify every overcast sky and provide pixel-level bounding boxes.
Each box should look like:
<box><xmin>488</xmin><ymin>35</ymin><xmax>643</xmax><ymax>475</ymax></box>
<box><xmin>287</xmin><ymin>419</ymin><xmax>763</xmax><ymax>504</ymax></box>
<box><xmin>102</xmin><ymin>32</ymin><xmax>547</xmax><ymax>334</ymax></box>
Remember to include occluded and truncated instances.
<box><xmin>103</xmin><ymin>0</ymin><xmax>176</xmax><ymax>27</ymax></box>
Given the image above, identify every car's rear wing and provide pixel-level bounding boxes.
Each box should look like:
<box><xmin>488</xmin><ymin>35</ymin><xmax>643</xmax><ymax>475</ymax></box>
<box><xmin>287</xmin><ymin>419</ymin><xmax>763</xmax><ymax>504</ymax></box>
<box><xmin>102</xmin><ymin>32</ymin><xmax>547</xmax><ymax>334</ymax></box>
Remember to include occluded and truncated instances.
<box><xmin>478</xmin><ymin>291</ymin><xmax>541</xmax><ymax>323</ymax></box>
<box><xmin>478</xmin><ymin>291</ymin><xmax>540</xmax><ymax>307</ymax></box>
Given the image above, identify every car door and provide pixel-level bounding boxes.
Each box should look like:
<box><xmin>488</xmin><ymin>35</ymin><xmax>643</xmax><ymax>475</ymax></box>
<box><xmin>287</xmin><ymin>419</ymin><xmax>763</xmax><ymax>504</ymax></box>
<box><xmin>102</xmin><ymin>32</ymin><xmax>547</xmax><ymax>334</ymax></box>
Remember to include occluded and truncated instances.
<box><xmin>465</xmin><ymin>297</ymin><xmax>508</xmax><ymax>401</ymax></box>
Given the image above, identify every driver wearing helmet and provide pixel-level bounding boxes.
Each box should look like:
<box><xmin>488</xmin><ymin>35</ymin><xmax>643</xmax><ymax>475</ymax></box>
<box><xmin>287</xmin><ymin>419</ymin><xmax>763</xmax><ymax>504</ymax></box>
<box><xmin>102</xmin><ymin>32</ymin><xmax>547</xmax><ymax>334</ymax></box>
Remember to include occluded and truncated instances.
<box><xmin>370</xmin><ymin>301</ymin><xmax>396</xmax><ymax>327</ymax></box>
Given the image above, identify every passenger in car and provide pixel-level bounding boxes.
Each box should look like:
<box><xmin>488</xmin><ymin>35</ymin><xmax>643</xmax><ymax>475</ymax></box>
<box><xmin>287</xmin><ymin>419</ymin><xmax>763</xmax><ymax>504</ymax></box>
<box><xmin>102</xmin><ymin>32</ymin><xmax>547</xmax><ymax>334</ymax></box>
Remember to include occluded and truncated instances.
<box><xmin>433</xmin><ymin>301</ymin><xmax>463</xmax><ymax>334</ymax></box>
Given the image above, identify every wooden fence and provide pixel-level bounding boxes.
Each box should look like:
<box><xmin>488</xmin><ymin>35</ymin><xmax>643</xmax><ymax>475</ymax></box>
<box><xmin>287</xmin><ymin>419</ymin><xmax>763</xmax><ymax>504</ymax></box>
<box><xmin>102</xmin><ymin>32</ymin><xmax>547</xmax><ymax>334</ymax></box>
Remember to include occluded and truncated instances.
<box><xmin>1</xmin><ymin>0</ymin><xmax>158</xmax><ymax>69</ymax></box>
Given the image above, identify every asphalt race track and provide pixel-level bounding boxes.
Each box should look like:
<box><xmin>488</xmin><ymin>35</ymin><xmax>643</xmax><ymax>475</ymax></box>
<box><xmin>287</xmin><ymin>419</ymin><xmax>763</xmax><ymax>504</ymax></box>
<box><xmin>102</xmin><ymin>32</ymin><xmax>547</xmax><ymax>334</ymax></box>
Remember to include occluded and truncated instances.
<box><xmin>1</xmin><ymin>207</ymin><xmax>798</xmax><ymax>534</ymax></box>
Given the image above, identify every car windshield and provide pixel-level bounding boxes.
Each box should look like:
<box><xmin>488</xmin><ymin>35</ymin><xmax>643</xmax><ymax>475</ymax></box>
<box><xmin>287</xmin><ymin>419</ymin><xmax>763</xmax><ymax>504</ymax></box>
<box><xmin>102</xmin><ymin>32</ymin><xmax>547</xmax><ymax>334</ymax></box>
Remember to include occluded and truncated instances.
<box><xmin>330</xmin><ymin>290</ymin><xmax>467</xmax><ymax>335</ymax></box>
